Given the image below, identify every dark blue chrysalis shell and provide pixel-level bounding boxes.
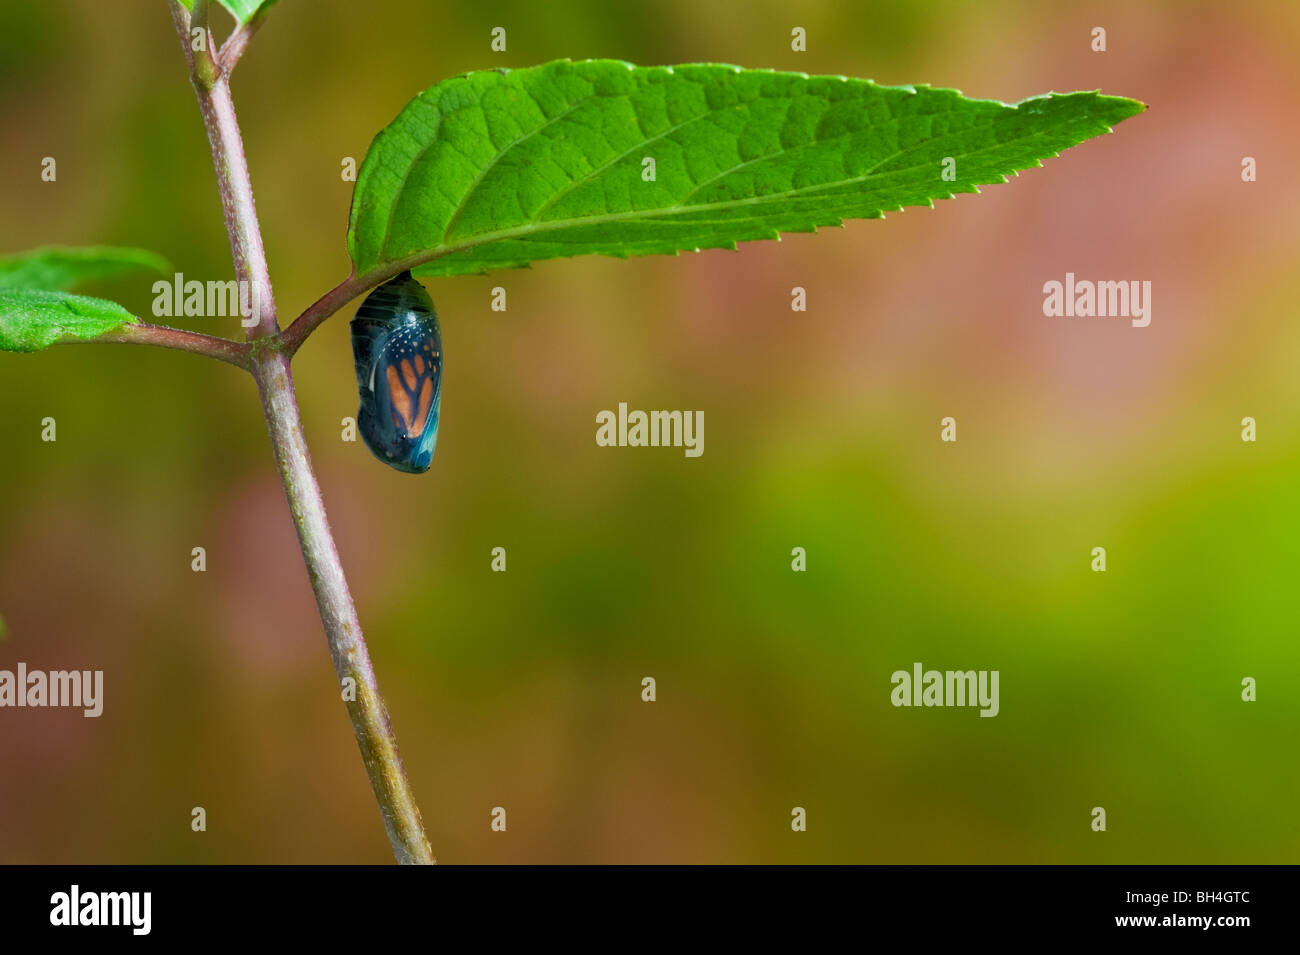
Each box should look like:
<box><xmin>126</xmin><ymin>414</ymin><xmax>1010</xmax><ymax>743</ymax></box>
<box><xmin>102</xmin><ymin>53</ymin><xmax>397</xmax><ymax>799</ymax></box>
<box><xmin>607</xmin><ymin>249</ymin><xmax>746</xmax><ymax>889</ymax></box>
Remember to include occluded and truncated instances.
<box><xmin>350</xmin><ymin>271</ymin><xmax>442</xmax><ymax>473</ymax></box>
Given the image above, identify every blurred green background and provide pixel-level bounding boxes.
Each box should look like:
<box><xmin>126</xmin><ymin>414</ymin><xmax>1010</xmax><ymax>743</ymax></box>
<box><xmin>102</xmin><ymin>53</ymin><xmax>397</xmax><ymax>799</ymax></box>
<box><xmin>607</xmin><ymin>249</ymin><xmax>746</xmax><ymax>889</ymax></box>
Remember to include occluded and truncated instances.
<box><xmin>2</xmin><ymin>0</ymin><xmax>1298</xmax><ymax>863</ymax></box>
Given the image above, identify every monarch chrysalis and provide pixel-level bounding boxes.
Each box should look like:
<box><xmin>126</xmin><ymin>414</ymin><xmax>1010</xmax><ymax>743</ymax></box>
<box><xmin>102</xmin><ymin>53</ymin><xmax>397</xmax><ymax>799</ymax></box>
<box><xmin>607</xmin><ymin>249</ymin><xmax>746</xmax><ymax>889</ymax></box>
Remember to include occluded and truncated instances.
<box><xmin>350</xmin><ymin>271</ymin><xmax>442</xmax><ymax>473</ymax></box>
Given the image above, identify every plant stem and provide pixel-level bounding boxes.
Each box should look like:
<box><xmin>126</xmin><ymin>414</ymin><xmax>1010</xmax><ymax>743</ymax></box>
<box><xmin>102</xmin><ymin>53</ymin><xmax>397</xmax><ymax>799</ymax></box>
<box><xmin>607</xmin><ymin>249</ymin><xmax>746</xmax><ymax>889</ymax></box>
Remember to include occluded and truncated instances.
<box><xmin>171</xmin><ymin>2</ymin><xmax>275</xmax><ymax>339</ymax></box>
<box><xmin>194</xmin><ymin>77</ymin><xmax>277</xmax><ymax>338</ymax></box>
<box><xmin>168</xmin><ymin>0</ymin><xmax>434</xmax><ymax>863</ymax></box>
<box><xmin>251</xmin><ymin>349</ymin><xmax>435</xmax><ymax>864</ymax></box>
<box><xmin>79</xmin><ymin>321</ymin><xmax>251</xmax><ymax>367</ymax></box>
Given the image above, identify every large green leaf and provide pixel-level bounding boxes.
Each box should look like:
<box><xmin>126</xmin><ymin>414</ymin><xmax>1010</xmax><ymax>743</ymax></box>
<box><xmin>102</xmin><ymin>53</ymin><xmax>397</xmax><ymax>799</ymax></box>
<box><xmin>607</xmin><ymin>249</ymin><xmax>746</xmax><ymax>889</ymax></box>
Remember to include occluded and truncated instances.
<box><xmin>348</xmin><ymin>59</ymin><xmax>1144</xmax><ymax>279</ymax></box>
<box><xmin>0</xmin><ymin>245</ymin><xmax>169</xmax><ymax>292</ymax></box>
<box><xmin>177</xmin><ymin>0</ymin><xmax>279</xmax><ymax>26</ymax></box>
<box><xmin>0</xmin><ymin>288</ymin><xmax>138</xmax><ymax>353</ymax></box>
<box><xmin>0</xmin><ymin>245</ymin><xmax>163</xmax><ymax>353</ymax></box>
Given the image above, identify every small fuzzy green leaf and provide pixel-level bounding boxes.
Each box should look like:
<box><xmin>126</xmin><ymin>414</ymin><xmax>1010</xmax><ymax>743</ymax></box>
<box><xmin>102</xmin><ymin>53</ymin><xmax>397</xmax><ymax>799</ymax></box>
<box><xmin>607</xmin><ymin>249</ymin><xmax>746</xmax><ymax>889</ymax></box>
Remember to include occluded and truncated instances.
<box><xmin>0</xmin><ymin>287</ymin><xmax>138</xmax><ymax>353</ymax></box>
<box><xmin>0</xmin><ymin>245</ymin><xmax>170</xmax><ymax>292</ymax></box>
<box><xmin>348</xmin><ymin>59</ymin><xmax>1145</xmax><ymax>279</ymax></box>
<box><xmin>177</xmin><ymin>0</ymin><xmax>279</xmax><ymax>26</ymax></box>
